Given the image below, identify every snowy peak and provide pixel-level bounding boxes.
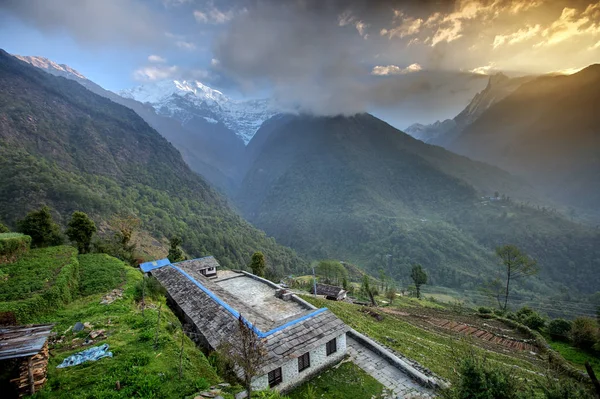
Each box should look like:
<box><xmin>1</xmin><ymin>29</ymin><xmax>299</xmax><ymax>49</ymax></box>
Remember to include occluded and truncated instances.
<box><xmin>15</xmin><ymin>55</ymin><xmax>87</xmax><ymax>81</ymax></box>
<box><xmin>119</xmin><ymin>80</ymin><xmax>275</xmax><ymax>144</ymax></box>
<box><xmin>405</xmin><ymin>119</ymin><xmax>456</xmax><ymax>143</ymax></box>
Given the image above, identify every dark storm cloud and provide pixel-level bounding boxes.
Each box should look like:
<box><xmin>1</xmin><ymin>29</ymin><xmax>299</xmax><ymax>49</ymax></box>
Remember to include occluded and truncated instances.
<box><xmin>0</xmin><ymin>0</ymin><xmax>168</xmax><ymax>48</ymax></box>
<box><xmin>212</xmin><ymin>0</ymin><xmax>600</xmax><ymax>118</ymax></box>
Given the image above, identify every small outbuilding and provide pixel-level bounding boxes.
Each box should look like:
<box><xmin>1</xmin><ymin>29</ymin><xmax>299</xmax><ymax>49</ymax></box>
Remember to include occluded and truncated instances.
<box><xmin>312</xmin><ymin>283</ymin><xmax>347</xmax><ymax>301</ymax></box>
<box><xmin>0</xmin><ymin>324</ymin><xmax>53</xmax><ymax>397</ymax></box>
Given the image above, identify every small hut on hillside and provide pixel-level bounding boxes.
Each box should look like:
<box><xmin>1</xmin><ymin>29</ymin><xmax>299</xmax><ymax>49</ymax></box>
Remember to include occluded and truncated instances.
<box><xmin>0</xmin><ymin>324</ymin><xmax>53</xmax><ymax>397</ymax></box>
<box><xmin>312</xmin><ymin>283</ymin><xmax>347</xmax><ymax>301</ymax></box>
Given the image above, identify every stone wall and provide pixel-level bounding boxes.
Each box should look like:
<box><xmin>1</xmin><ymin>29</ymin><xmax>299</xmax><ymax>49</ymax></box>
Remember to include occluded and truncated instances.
<box><xmin>252</xmin><ymin>332</ymin><xmax>347</xmax><ymax>392</ymax></box>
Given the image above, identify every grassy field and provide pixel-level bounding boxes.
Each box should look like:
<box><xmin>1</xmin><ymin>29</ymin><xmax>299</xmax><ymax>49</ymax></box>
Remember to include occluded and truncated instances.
<box><xmin>78</xmin><ymin>253</ymin><xmax>127</xmax><ymax>296</ymax></box>
<box><xmin>0</xmin><ymin>247</ymin><xmax>239</xmax><ymax>399</ymax></box>
<box><xmin>301</xmin><ymin>296</ymin><xmax>545</xmax><ymax>382</ymax></box>
<box><xmin>547</xmin><ymin>338</ymin><xmax>600</xmax><ymax>376</ymax></box>
<box><xmin>287</xmin><ymin>361</ymin><xmax>385</xmax><ymax>399</ymax></box>
<box><xmin>0</xmin><ymin>246</ymin><xmax>76</xmax><ymax>301</ymax></box>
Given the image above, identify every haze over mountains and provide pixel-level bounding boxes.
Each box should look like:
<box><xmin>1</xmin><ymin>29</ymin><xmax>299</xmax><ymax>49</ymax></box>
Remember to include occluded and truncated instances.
<box><xmin>0</xmin><ymin>50</ymin><xmax>303</xmax><ymax>274</ymax></box>
<box><xmin>6</xmin><ymin>49</ymin><xmax>600</xmax><ymax>298</ymax></box>
<box><xmin>406</xmin><ymin>65</ymin><xmax>600</xmax><ymax>219</ymax></box>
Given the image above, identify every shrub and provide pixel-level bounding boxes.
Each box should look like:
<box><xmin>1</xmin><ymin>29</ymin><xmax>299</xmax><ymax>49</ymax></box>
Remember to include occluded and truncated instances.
<box><xmin>0</xmin><ymin>233</ymin><xmax>31</xmax><ymax>263</ymax></box>
<box><xmin>516</xmin><ymin>306</ymin><xmax>534</xmax><ymax>319</ymax></box>
<box><xmin>547</xmin><ymin>319</ymin><xmax>572</xmax><ymax>341</ymax></box>
<box><xmin>17</xmin><ymin>206</ymin><xmax>63</xmax><ymax>248</ymax></box>
<box><xmin>523</xmin><ymin>313</ymin><xmax>546</xmax><ymax>331</ymax></box>
<box><xmin>570</xmin><ymin>317</ymin><xmax>598</xmax><ymax>350</ymax></box>
<box><xmin>442</xmin><ymin>353</ymin><xmax>521</xmax><ymax>399</ymax></box>
<box><xmin>478</xmin><ymin>306</ymin><xmax>493</xmax><ymax>314</ymax></box>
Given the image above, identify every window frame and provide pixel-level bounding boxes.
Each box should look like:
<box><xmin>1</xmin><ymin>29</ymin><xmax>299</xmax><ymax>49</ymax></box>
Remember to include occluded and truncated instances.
<box><xmin>297</xmin><ymin>352</ymin><xmax>311</xmax><ymax>372</ymax></box>
<box><xmin>268</xmin><ymin>367</ymin><xmax>283</xmax><ymax>388</ymax></box>
<box><xmin>326</xmin><ymin>338</ymin><xmax>337</xmax><ymax>356</ymax></box>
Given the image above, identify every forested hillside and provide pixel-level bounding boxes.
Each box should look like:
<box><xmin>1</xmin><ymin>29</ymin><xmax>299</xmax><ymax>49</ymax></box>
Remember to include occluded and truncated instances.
<box><xmin>0</xmin><ymin>50</ymin><xmax>305</xmax><ymax>273</ymax></box>
<box><xmin>236</xmin><ymin>114</ymin><xmax>600</xmax><ymax>295</ymax></box>
<box><xmin>444</xmin><ymin>65</ymin><xmax>600</xmax><ymax>216</ymax></box>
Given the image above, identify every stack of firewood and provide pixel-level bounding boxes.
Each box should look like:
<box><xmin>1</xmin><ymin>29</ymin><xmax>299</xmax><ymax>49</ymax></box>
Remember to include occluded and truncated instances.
<box><xmin>10</xmin><ymin>342</ymin><xmax>49</xmax><ymax>397</ymax></box>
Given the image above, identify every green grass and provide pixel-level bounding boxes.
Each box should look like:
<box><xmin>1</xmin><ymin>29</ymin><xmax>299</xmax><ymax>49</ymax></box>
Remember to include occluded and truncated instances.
<box><xmin>547</xmin><ymin>338</ymin><xmax>600</xmax><ymax>376</ymax></box>
<box><xmin>78</xmin><ymin>254</ymin><xmax>127</xmax><ymax>296</ymax></box>
<box><xmin>287</xmin><ymin>361</ymin><xmax>385</xmax><ymax>399</ymax></box>
<box><xmin>29</xmin><ymin>262</ymin><xmax>232</xmax><ymax>399</ymax></box>
<box><xmin>0</xmin><ymin>246</ymin><xmax>75</xmax><ymax>301</ymax></box>
<box><xmin>302</xmin><ymin>296</ymin><xmax>544</xmax><ymax>382</ymax></box>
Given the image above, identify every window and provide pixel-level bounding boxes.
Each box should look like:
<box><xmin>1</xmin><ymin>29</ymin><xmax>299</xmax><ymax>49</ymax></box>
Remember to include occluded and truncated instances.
<box><xmin>326</xmin><ymin>338</ymin><xmax>337</xmax><ymax>356</ymax></box>
<box><xmin>268</xmin><ymin>367</ymin><xmax>282</xmax><ymax>388</ymax></box>
<box><xmin>298</xmin><ymin>352</ymin><xmax>310</xmax><ymax>372</ymax></box>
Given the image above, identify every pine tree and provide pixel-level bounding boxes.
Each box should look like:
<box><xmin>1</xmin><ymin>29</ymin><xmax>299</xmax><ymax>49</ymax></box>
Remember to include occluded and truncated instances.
<box><xmin>249</xmin><ymin>251</ymin><xmax>266</xmax><ymax>277</ymax></box>
<box><xmin>167</xmin><ymin>237</ymin><xmax>185</xmax><ymax>263</ymax></box>
<box><xmin>410</xmin><ymin>264</ymin><xmax>428</xmax><ymax>299</ymax></box>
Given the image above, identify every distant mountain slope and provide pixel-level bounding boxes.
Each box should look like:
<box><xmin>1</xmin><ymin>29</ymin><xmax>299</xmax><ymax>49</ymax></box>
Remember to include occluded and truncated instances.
<box><xmin>0</xmin><ymin>50</ymin><xmax>304</xmax><ymax>273</ymax></box>
<box><xmin>14</xmin><ymin>55</ymin><xmax>244</xmax><ymax>194</ymax></box>
<box><xmin>236</xmin><ymin>113</ymin><xmax>599</xmax><ymax>295</ymax></box>
<box><xmin>120</xmin><ymin>80</ymin><xmax>275</xmax><ymax>144</ymax></box>
<box><xmin>405</xmin><ymin>73</ymin><xmax>532</xmax><ymax>144</ymax></box>
<box><xmin>445</xmin><ymin>65</ymin><xmax>600</xmax><ymax>213</ymax></box>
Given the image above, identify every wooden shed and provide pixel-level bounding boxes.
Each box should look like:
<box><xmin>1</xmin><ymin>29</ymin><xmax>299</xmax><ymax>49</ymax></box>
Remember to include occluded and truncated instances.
<box><xmin>0</xmin><ymin>324</ymin><xmax>53</xmax><ymax>397</ymax></box>
<box><xmin>311</xmin><ymin>283</ymin><xmax>347</xmax><ymax>301</ymax></box>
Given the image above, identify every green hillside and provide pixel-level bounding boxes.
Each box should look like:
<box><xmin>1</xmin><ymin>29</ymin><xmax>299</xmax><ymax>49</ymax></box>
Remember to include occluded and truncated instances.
<box><xmin>0</xmin><ymin>50</ymin><xmax>305</xmax><ymax>274</ymax></box>
<box><xmin>236</xmin><ymin>114</ymin><xmax>600</xmax><ymax>296</ymax></box>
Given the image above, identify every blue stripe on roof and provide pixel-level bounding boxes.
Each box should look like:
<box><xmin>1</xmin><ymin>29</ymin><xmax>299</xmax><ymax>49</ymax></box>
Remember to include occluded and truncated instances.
<box><xmin>261</xmin><ymin>308</ymin><xmax>328</xmax><ymax>337</ymax></box>
<box><xmin>140</xmin><ymin>258</ymin><xmax>171</xmax><ymax>273</ymax></box>
<box><xmin>143</xmin><ymin>258</ymin><xmax>329</xmax><ymax>338</ymax></box>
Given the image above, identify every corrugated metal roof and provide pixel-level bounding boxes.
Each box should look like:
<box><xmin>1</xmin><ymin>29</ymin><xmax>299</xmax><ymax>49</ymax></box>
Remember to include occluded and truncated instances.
<box><xmin>0</xmin><ymin>324</ymin><xmax>54</xmax><ymax>360</ymax></box>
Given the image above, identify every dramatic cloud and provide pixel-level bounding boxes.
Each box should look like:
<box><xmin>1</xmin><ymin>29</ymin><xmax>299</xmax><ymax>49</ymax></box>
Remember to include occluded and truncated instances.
<box><xmin>0</xmin><ymin>0</ymin><xmax>166</xmax><ymax>48</ymax></box>
<box><xmin>372</xmin><ymin>63</ymin><xmax>422</xmax><ymax>75</ymax></box>
<box><xmin>493</xmin><ymin>25</ymin><xmax>541</xmax><ymax>48</ymax></box>
<box><xmin>211</xmin><ymin>0</ymin><xmax>600</xmax><ymax>123</ymax></box>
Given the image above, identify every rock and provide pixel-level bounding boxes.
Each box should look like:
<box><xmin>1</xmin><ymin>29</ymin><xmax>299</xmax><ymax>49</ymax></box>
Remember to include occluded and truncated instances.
<box><xmin>235</xmin><ymin>391</ymin><xmax>248</xmax><ymax>399</ymax></box>
<box><xmin>84</xmin><ymin>322</ymin><xmax>93</xmax><ymax>329</ymax></box>
<box><xmin>90</xmin><ymin>329</ymin><xmax>105</xmax><ymax>339</ymax></box>
<box><xmin>217</xmin><ymin>383</ymin><xmax>230</xmax><ymax>388</ymax></box>
<box><xmin>73</xmin><ymin>322</ymin><xmax>84</xmax><ymax>332</ymax></box>
<box><xmin>198</xmin><ymin>391</ymin><xmax>217</xmax><ymax>398</ymax></box>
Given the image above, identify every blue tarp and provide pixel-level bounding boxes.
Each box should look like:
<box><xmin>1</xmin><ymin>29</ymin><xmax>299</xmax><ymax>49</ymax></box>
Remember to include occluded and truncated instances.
<box><xmin>139</xmin><ymin>258</ymin><xmax>171</xmax><ymax>273</ymax></box>
<box><xmin>57</xmin><ymin>344</ymin><xmax>113</xmax><ymax>368</ymax></box>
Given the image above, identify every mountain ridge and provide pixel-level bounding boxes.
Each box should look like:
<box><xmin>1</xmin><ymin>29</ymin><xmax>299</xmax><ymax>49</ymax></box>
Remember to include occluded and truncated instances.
<box><xmin>0</xmin><ymin>49</ymin><xmax>305</xmax><ymax>274</ymax></box>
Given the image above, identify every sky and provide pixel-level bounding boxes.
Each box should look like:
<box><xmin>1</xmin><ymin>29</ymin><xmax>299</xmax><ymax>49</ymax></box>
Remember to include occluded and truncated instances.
<box><xmin>1</xmin><ymin>0</ymin><xmax>600</xmax><ymax>128</ymax></box>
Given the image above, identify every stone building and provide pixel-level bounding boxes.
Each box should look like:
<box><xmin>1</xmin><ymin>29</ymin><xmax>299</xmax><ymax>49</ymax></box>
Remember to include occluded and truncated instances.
<box><xmin>140</xmin><ymin>258</ymin><xmax>349</xmax><ymax>392</ymax></box>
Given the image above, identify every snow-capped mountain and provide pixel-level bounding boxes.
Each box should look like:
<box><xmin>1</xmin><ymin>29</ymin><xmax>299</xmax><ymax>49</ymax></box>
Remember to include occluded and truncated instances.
<box><xmin>14</xmin><ymin>55</ymin><xmax>87</xmax><ymax>81</ymax></box>
<box><xmin>404</xmin><ymin>119</ymin><xmax>456</xmax><ymax>143</ymax></box>
<box><xmin>119</xmin><ymin>80</ymin><xmax>275</xmax><ymax>144</ymax></box>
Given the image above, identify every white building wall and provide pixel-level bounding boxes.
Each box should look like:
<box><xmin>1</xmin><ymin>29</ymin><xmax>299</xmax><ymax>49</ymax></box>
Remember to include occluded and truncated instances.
<box><xmin>252</xmin><ymin>332</ymin><xmax>347</xmax><ymax>392</ymax></box>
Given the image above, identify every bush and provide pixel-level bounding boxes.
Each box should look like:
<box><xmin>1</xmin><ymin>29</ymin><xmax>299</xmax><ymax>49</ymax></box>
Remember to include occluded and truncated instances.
<box><xmin>0</xmin><ymin>233</ymin><xmax>31</xmax><ymax>263</ymax></box>
<box><xmin>134</xmin><ymin>276</ymin><xmax>166</xmax><ymax>302</ymax></box>
<box><xmin>570</xmin><ymin>317</ymin><xmax>598</xmax><ymax>350</ymax></box>
<box><xmin>478</xmin><ymin>306</ymin><xmax>493</xmax><ymax>314</ymax></box>
<box><xmin>523</xmin><ymin>313</ymin><xmax>546</xmax><ymax>331</ymax></box>
<box><xmin>547</xmin><ymin>319</ymin><xmax>572</xmax><ymax>341</ymax></box>
<box><xmin>442</xmin><ymin>353</ymin><xmax>521</xmax><ymax>399</ymax></box>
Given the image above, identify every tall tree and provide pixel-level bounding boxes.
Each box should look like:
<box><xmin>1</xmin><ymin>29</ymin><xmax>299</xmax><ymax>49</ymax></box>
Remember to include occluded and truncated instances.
<box><xmin>316</xmin><ymin>260</ymin><xmax>347</xmax><ymax>285</ymax></box>
<box><xmin>17</xmin><ymin>206</ymin><xmax>63</xmax><ymax>247</ymax></box>
<box><xmin>167</xmin><ymin>236</ymin><xmax>185</xmax><ymax>263</ymax></box>
<box><xmin>250</xmin><ymin>251</ymin><xmax>266</xmax><ymax>277</ymax></box>
<box><xmin>411</xmin><ymin>264</ymin><xmax>428</xmax><ymax>299</ymax></box>
<box><xmin>66</xmin><ymin>211</ymin><xmax>97</xmax><ymax>253</ymax></box>
<box><xmin>495</xmin><ymin>245</ymin><xmax>538</xmax><ymax>311</ymax></box>
<box><xmin>221</xmin><ymin>315</ymin><xmax>268</xmax><ymax>399</ymax></box>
